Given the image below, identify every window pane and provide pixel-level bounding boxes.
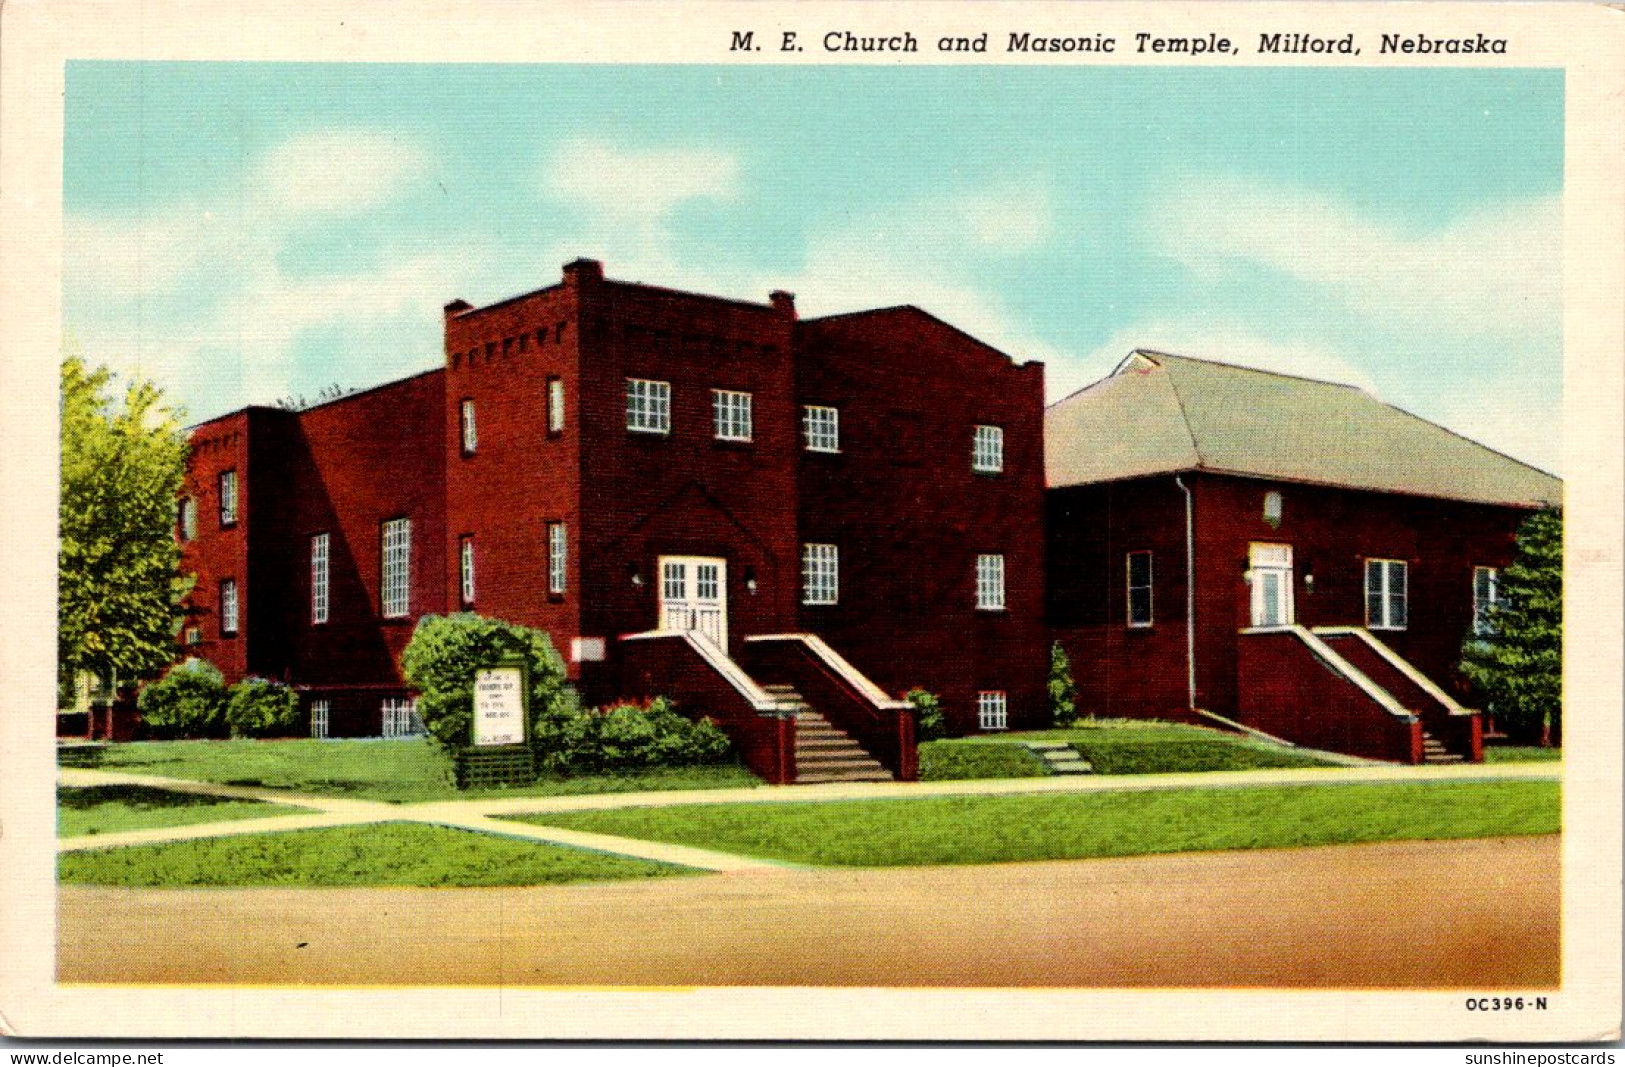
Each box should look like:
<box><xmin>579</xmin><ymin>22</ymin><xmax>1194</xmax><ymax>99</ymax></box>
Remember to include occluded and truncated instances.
<box><xmin>802</xmin><ymin>406</ymin><xmax>839</xmax><ymax>452</ymax></box>
<box><xmin>973</xmin><ymin>425</ymin><xmax>1004</xmax><ymax>473</ymax></box>
<box><xmin>802</xmin><ymin>543</ymin><xmax>838</xmax><ymax>605</ymax></box>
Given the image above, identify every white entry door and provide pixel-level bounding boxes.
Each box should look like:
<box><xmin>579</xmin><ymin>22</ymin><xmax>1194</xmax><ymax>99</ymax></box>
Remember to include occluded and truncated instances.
<box><xmin>1249</xmin><ymin>543</ymin><xmax>1295</xmax><ymax>628</ymax></box>
<box><xmin>658</xmin><ymin>556</ymin><xmax>728</xmax><ymax>651</ymax></box>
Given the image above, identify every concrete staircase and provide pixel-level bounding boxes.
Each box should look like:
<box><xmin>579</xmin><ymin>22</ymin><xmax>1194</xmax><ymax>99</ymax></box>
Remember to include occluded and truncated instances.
<box><xmin>763</xmin><ymin>684</ymin><xmax>893</xmax><ymax>784</ymax></box>
<box><xmin>1421</xmin><ymin>730</ymin><xmax>1465</xmax><ymax>765</ymax></box>
<box><xmin>1021</xmin><ymin>741</ymin><xmax>1093</xmax><ymax>776</ymax></box>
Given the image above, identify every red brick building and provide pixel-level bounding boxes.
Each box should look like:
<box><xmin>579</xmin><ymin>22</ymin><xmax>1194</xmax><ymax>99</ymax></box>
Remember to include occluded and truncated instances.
<box><xmin>1045</xmin><ymin>351</ymin><xmax>1561</xmax><ymax>763</ymax></box>
<box><xmin>176</xmin><ymin>261</ymin><xmax>1047</xmax><ymax>778</ymax></box>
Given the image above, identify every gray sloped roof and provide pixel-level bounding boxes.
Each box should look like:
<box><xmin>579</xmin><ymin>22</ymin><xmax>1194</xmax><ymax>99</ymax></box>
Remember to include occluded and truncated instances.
<box><xmin>1046</xmin><ymin>350</ymin><xmax>1562</xmax><ymax>507</ymax></box>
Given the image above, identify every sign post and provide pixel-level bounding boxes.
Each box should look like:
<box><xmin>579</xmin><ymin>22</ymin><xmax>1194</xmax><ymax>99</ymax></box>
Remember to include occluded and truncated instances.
<box><xmin>454</xmin><ymin>655</ymin><xmax>536</xmax><ymax>789</ymax></box>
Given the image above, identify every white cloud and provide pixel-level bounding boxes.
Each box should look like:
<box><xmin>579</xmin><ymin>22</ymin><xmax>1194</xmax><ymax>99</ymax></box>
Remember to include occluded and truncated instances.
<box><xmin>63</xmin><ymin>209</ymin><xmax>234</xmax><ymax>300</ymax></box>
<box><xmin>544</xmin><ymin>138</ymin><xmax>739</xmax><ymax>222</ymax></box>
<box><xmin>252</xmin><ymin>130</ymin><xmax>429</xmax><ymax>217</ymax></box>
<box><xmin>952</xmin><ymin>184</ymin><xmax>1053</xmax><ymax>254</ymax></box>
<box><xmin>1152</xmin><ymin>176</ymin><xmax>1560</xmax><ymax>340</ymax></box>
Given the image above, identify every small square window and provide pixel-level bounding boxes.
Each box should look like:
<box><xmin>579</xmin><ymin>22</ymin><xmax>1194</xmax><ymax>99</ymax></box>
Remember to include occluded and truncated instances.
<box><xmin>977</xmin><ymin>691</ymin><xmax>1009</xmax><ymax>731</ymax></box>
<box><xmin>802</xmin><ymin>405</ymin><xmax>840</xmax><ymax>452</ymax></box>
<box><xmin>626</xmin><ymin>379</ymin><xmax>671</xmax><ymax>434</ymax></box>
<box><xmin>712</xmin><ymin>389</ymin><xmax>753</xmax><ymax>442</ymax></box>
<box><xmin>972</xmin><ymin>425</ymin><xmax>1004</xmax><ymax>473</ymax></box>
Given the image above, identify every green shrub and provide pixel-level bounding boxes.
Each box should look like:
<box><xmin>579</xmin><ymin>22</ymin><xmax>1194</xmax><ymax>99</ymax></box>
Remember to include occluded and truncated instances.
<box><xmin>918</xmin><ymin>740</ymin><xmax>1049</xmax><ymax>781</ymax></box>
<box><xmin>400</xmin><ymin>613</ymin><xmax>571</xmax><ymax>756</ymax></box>
<box><xmin>136</xmin><ymin>658</ymin><xmax>227</xmax><ymax>739</ymax></box>
<box><xmin>224</xmin><ymin>677</ymin><xmax>301</xmax><ymax>738</ymax></box>
<box><xmin>907</xmin><ymin>688</ymin><xmax>946</xmax><ymax>742</ymax></box>
<box><xmin>559</xmin><ymin>698</ymin><xmax>731</xmax><ymax>774</ymax></box>
<box><xmin>1049</xmin><ymin>642</ymin><xmax>1078</xmax><ymax>726</ymax></box>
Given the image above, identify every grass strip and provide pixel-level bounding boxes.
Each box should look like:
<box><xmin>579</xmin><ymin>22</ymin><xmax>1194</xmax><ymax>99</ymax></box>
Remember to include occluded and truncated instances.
<box><xmin>80</xmin><ymin>738</ymin><xmax>760</xmax><ymax>802</ymax></box>
<box><xmin>511</xmin><ymin>780</ymin><xmax>1559</xmax><ymax>868</ymax></box>
<box><xmin>58</xmin><ymin>785</ymin><xmax>308</xmax><ymax>838</ymax></box>
<box><xmin>57</xmin><ymin>822</ymin><xmax>699</xmax><ymax>887</ymax></box>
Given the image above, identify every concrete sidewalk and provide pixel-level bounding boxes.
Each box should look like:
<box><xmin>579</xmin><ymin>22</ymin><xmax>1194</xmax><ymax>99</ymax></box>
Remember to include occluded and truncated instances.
<box><xmin>58</xmin><ymin>760</ymin><xmax>1560</xmax><ymax>870</ymax></box>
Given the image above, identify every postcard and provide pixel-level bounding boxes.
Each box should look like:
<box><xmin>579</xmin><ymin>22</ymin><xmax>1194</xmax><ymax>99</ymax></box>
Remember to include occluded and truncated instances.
<box><xmin>1</xmin><ymin>0</ymin><xmax>1620</xmax><ymax>1045</ymax></box>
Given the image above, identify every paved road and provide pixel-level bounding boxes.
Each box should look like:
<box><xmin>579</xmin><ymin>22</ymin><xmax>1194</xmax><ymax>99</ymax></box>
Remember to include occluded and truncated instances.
<box><xmin>57</xmin><ymin>835</ymin><xmax>1559</xmax><ymax>989</ymax></box>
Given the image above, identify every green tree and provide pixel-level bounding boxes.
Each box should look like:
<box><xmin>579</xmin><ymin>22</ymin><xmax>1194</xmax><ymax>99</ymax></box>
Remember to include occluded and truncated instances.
<box><xmin>59</xmin><ymin>354</ymin><xmax>191</xmax><ymax>689</ymax></box>
<box><xmin>1460</xmin><ymin>508</ymin><xmax>1563</xmax><ymax>746</ymax></box>
<box><xmin>1049</xmin><ymin>641</ymin><xmax>1078</xmax><ymax>727</ymax></box>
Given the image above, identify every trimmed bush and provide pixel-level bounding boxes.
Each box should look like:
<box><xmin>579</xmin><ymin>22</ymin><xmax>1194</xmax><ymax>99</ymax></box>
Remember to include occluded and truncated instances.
<box><xmin>401</xmin><ymin>613</ymin><xmax>571</xmax><ymax>756</ymax></box>
<box><xmin>918</xmin><ymin>740</ymin><xmax>1049</xmax><ymax>781</ymax></box>
<box><xmin>556</xmin><ymin>698</ymin><xmax>732</xmax><ymax>774</ymax></box>
<box><xmin>136</xmin><ymin>658</ymin><xmax>227</xmax><ymax>739</ymax></box>
<box><xmin>224</xmin><ymin>677</ymin><xmax>301</xmax><ymax>738</ymax></box>
<box><xmin>907</xmin><ymin>688</ymin><xmax>946</xmax><ymax>742</ymax></box>
<box><xmin>1049</xmin><ymin>642</ymin><xmax>1078</xmax><ymax>726</ymax></box>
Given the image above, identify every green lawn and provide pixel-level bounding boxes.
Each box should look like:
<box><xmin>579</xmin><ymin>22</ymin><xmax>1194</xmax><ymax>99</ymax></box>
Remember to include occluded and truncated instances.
<box><xmin>57</xmin><ymin>822</ymin><xmax>699</xmax><ymax>887</ymax></box>
<box><xmin>918</xmin><ymin>740</ymin><xmax>1050</xmax><ymax>781</ymax></box>
<box><xmin>510</xmin><ymin>780</ymin><xmax>1559</xmax><ymax>868</ymax></box>
<box><xmin>78</xmin><ymin>738</ymin><xmax>761</xmax><ymax>802</ymax></box>
<box><xmin>58</xmin><ymin>785</ymin><xmax>307</xmax><ymax>838</ymax></box>
<box><xmin>948</xmin><ymin>722</ymin><xmax>1341</xmax><ymax>775</ymax></box>
<box><xmin>1485</xmin><ymin>746</ymin><xmax>1562</xmax><ymax>764</ymax></box>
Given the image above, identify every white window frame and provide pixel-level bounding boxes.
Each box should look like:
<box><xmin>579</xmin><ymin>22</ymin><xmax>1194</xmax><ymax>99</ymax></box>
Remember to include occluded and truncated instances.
<box><xmin>802</xmin><ymin>543</ymin><xmax>839</xmax><ymax>605</ymax></box>
<box><xmin>381</xmin><ymin>697</ymin><xmax>424</xmax><ymax>738</ymax></box>
<box><xmin>1365</xmin><ymin>558</ymin><xmax>1408</xmax><ymax>631</ymax></box>
<box><xmin>802</xmin><ymin>405</ymin><xmax>840</xmax><ymax>453</ymax></box>
<box><xmin>548</xmin><ymin>377</ymin><xmax>565</xmax><ymax>434</ymax></box>
<box><xmin>625</xmin><ymin>378</ymin><xmax>671</xmax><ymax>434</ymax></box>
<box><xmin>219</xmin><ymin>579</ymin><xmax>239</xmax><ymax>636</ymax></box>
<box><xmin>977</xmin><ymin>691</ymin><xmax>1009</xmax><ymax>731</ymax></box>
<box><xmin>460</xmin><ymin>398</ymin><xmax>477</xmax><ymax>454</ymax></box>
<box><xmin>548</xmin><ymin>522</ymin><xmax>567</xmax><ymax>596</ymax></box>
<box><xmin>975</xmin><ymin>553</ymin><xmax>1006</xmax><ymax>611</ymax></box>
<box><xmin>1248</xmin><ymin>543</ymin><xmax>1295</xmax><ymax>628</ymax></box>
<box><xmin>712</xmin><ymin>389</ymin><xmax>754</xmax><ymax>442</ymax></box>
<box><xmin>218</xmin><ymin>469</ymin><xmax>238</xmax><ymax>527</ymax></box>
<box><xmin>179</xmin><ymin>497</ymin><xmax>197</xmax><ymax>541</ymax></box>
<box><xmin>1127</xmin><ymin>550</ymin><xmax>1154</xmax><ymax>628</ymax></box>
<box><xmin>381</xmin><ymin>517</ymin><xmax>412</xmax><ymax>619</ymax></box>
<box><xmin>310</xmin><ymin>533</ymin><xmax>330</xmax><ymax>625</ymax></box>
<box><xmin>310</xmin><ymin>699</ymin><xmax>330</xmax><ymax>740</ymax></box>
<box><xmin>972</xmin><ymin>424</ymin><xmax>1004</xmax><ymax>474</ymax></box>
<box><xmin>460</xmin><ymin>535</ymin><xmax>476</xmax><ymax>606</ymax></box>
<box><xmin>1473</xmin><ymin>566</ymin><xmax>1500</xmax><ymax>637</ymax></box>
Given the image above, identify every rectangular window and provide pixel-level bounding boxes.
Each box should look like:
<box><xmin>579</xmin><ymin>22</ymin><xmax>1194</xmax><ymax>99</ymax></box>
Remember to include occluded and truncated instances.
<box><xmin>712</xmin><ymin>389</ymin><xmax>753</xmax><ymax>442</ymax></box>
<box><xmin>976</xmin><ymin>554</ymin><xmax>1006</xmax><ymax>611</ymax></box>
<box><xmin>1366</xmin><ymin>558</ymin><xmax>1408</xmax><ymax>630</ymax></box>
<box><xmin>802</xmin><ymin>405</ymin><xmax>840</xmax><ymax>452</ymax></box>
<box><xmin>460</xmin><ymin>535</ymin><xmax>476</xmax><ymax>606</ymax></box>
<box><xmin>548</xmin><ymin>522</ymin><xmax>567</xmax><ymax>596</ymax></box>
<box><xmin>625</xmin><ymin>378</ymin><xmax>671</xmax><ymax>434</ymax></box>
<box><xmin>178</xmin><ymin>498</ymin><xmax>197</xmax><ymax>541</ymax></box>
<box><xmin>1473</xmin><ymin>566</ymin><xmax>1500</xmax><ymax>637</ymax></box>
<box><xmin>310</xmin><ymin>533</ymin><xmax>330</xmax><ymax>624</ymax></box>
<box><xmin>1127</xmin><ymin>550</ymin><xmax>1153</xmax><ymax>628</ymax></box>
<box><xmin>973</xmin><ymin>424</ymin><xmax>1004</xmax><ymax>473</ymax></box>
<box><xmin>218</xmin><ymin>470</ymin><xmax>238</xmax><ymax>527</ymax></box>
<box><xmin>310</xmin><ymin>699</ymin><xmax>330</xmax><ymax>740</ymax></box>
<box><xmin>184</xmin><ymin>626</ymin><xmax>200</xmax><ymax>646</ymax></box>
<box><xmin>977</xmin><ymin>691</ymin><xmax>1009</xmax><ymax>731</ymax></box>
<box><xmin>802</xmin><ymin>543</ymin><xmax>839</xmax><ymax>605</ymax></box>
<box><xmin>219</xmin><ymin>579</ymin><xmax>239</xmax><ymax>636</ymax></box>
<box><xmin>381</xmin><ymin>518</ymin><xmax>411</xmax><ymax>618</ymax></box>
<box><xmin>547</xmin><ymin>377</ymin><xmax>565</xmax><ymax>434</ymax></box>
<box><xmin>381</xmin><ymin>697</ymin><xmax>424</xmax><ymax>738</ymax></box>
<box><xmin>460</xmin><ymin>398</ymin><xmax>477</xmax><ymax>454</ymax></box>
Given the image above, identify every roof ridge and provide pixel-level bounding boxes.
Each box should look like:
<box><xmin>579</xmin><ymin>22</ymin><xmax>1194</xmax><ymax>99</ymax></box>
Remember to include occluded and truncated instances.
<box><xmin>1143</xmin><ymin>348</ymin><xmax>1364</xmax><ymax>391</ymax></box>
<box><xmin>1153</xmin><ymin>356</ymin><xmax>1207</xmax><ymax>470</ymax></box>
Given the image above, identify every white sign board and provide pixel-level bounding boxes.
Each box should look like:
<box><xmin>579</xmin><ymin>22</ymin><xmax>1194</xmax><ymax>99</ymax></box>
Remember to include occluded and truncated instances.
<box><xmin>472</xmin><ymin>666</ymin><xmax>526</xmax><ymax>747</ymax></box>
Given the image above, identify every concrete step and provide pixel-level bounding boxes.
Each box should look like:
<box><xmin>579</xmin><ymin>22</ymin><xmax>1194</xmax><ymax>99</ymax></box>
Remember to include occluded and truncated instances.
<box><xmin>1020</xmin><ymin>741</ymin><xmax>1094</xmax><ymax>776</ymax></box>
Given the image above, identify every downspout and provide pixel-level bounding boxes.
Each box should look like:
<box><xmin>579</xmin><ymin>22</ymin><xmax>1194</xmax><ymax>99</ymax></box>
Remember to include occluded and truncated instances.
<box><xmin>1175</xmin><ymin>475</ymin><xmax>1196</xmax><ymax>711</ymax></box>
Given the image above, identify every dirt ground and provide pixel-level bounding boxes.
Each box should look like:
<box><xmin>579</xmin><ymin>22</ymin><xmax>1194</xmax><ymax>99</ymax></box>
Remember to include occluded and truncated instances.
<box><xmin>57</xmin><ymin>835</ymin><xmax>1559</xmax><ymax>989</ymax></box>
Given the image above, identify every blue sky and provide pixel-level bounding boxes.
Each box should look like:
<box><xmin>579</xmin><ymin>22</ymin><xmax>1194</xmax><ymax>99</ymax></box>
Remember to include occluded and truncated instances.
<box><xmin>64</xmin><ymin>63</ymin><xmax>1563</xmax><ymax>470</ymax></box>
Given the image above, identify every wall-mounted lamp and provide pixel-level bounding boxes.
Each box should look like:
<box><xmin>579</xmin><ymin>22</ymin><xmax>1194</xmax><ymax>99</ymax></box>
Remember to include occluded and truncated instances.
<box><xmin>744</xmin><ymin>567</ymin><xmax>758</xmax><ymax>596</ymax></box>
<box><xmin>629</xmin><ymin>566</ymin><xmax>644</xmax><ymax>589</ymax></box>
<box><xmin>1303</xmin><ymin>573</ymin><xmax>1315</xmax><ymax>592</ymax></box>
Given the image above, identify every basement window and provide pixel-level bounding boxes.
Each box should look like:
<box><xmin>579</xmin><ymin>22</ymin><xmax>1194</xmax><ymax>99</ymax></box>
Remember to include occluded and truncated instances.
<box><xmin>310</xmin><ymin>699</ymin><xmax>330</xmax><ymax>740</ymax></box>
<box><xmin>977</xmin><ymin>691</ymin><xmax>1008</xmax><ymax>731</ymax></box>
<box><xmin>382</xmin><ymin>697</ymin><xmax>424</xmax><ymax>738</ymax></box>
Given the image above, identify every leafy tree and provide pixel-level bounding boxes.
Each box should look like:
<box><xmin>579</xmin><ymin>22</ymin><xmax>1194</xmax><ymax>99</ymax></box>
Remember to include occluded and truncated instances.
<box><xmin>1049</xmin><ymin>641</ymin><xmax>1079</xmax><ymax>726</ymax></box>
<box><xmin>400</xmin><ymin>613</ymin><xmax>571</xmax><ymax>755</ymax></box>
<box><xmin>1460</xmin><ymin>509</ymin><xmax>1563</xmax><ymax>746</ymax></box>
<box><xmin>59</xmin><ymin>354</ymin><xmax>191</xmax><ymax>689</ymax></box>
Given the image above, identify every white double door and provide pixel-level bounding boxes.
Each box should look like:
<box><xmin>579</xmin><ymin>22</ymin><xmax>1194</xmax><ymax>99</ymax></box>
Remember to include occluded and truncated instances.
<box><xmin>658</xmin><ymin>556</ymin><xmax>728</xmax><ymax>651</ymax></box>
